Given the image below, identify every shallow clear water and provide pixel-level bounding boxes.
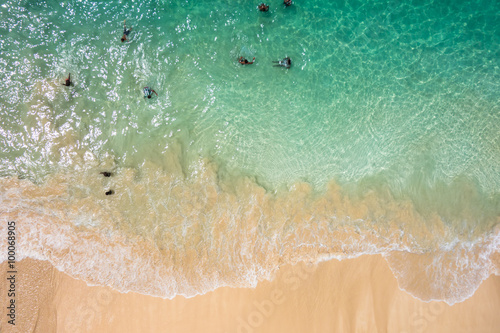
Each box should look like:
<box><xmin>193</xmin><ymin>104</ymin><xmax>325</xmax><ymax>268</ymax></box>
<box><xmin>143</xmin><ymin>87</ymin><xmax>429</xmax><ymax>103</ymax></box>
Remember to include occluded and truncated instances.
<box><xmin>0</xmin><ymin>0</ymin><xmax>499</xmax><ymax>303</ymax></box>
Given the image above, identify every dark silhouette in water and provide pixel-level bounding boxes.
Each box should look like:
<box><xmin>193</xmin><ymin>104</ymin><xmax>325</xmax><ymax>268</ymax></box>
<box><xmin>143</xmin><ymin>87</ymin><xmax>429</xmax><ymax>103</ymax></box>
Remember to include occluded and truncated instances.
<box><xmin>239</xmin><ymin>56</ymin><xmax>255</xmax><ymax>65</ymax></box>
<box><xmin>62</xmin><ymin>73</ymin><xmax>72</xmax><ymax>86</ymax></box>
<box><xmin>273</xmin><ymin>57</ymin><xmax>291</xmax><ymax>68</ymax></box>
<box><xmin>258</xmin><ymin>3</ymin><xmax>269</xmax><ymax>11</ymax></box>
<box><xmin>121</xmin><ymin>20</ymin><xmax>132</xmax><ymax>42</ymax></box>
<box><xmin>284</xmin><ymin>0</ymin><xmax>292</xmax><ymax>6</ymax></box>
<box><xmin>105</xmin><ymin>190</ymin><xmax>114</xmax><ymax>195</ymax></box>
<box><xmin>143</xmin><ymin>87</ymin><xmax>158</xmax><ymax>99</ymax></box>
<box><xmin>100</xmin><ymin>171</ymin><xmax>113</xmax><ymax>177</ymax></box>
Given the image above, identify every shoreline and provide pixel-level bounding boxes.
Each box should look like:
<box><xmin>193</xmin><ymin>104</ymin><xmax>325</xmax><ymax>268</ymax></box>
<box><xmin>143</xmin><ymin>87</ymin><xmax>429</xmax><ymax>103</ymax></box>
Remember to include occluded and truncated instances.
<box><xmin>2</xmin><ymin>255</ymin><xmax>499</xmax><ymax>333</ymax></box>
<box><xmin>3</xmin><ymin>170</ymin><xmax>498</xmax><ymax>304</ymax></box>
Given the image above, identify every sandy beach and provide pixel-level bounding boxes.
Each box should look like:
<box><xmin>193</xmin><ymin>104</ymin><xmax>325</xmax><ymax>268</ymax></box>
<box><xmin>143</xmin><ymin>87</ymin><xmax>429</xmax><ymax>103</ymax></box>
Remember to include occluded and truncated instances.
<box><xmin>2</xmin><ymin>255</ymin><xmax>499</xmax><ymax>333</ymax></box>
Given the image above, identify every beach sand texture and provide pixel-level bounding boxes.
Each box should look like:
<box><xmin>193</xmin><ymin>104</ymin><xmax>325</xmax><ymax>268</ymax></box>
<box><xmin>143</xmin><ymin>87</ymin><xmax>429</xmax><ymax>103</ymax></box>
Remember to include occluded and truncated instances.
<box><xmin>1</xmin><ymin>256</ymin><xmax>499</xmax><ymax>333</ymax></box>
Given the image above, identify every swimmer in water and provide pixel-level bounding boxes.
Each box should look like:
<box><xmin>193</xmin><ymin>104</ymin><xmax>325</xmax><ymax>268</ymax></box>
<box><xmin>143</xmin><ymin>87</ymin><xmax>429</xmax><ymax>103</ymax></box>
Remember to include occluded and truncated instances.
<box><xmin>143</xmin><ymin>86</ymin><xmax>158</xmax><ymax>99</ymax></box>
<box><xmin>239</xmin><ymin>57</ymin><xmax>255</xmax><ymax>65</ymax></box>
<box><xmin>258</xmin><ymin>3</ymin><xmax>269</xmax><ymax>11</ymax></box>
<box><xmin>62</xmin><ymin>73</ymin><xmax>72</xmax><ymax>86</ymax></box>
<box><xmin>121</xmin><ymin>20</ymin><xmax>132</xmax><ymax>42</ymax></box>
<box><xmin>284</xmin><ymin>0</ymin><xmax>292</xmax><ymax>6</ymax></box>
<box><xmin>273</xmin><ymin>57</ymin><xmax>291</xmax><ymax>68</ymax></box>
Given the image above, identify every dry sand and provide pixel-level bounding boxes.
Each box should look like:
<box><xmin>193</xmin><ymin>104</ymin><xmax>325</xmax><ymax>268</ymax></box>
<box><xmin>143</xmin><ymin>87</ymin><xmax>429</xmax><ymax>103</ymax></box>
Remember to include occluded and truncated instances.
<box><xmin>1</xmin><ymin>255</ymin><xmax>499</xmax><ymax>333</ymax></box>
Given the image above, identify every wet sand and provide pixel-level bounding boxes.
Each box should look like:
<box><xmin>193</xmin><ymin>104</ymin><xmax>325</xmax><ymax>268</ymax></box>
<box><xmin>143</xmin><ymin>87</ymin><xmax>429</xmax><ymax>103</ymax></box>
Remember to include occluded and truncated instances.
<box><xmin>2</xmin><ymin>255</ymin><xmax>499</xmax><ymax>333</ymax></box>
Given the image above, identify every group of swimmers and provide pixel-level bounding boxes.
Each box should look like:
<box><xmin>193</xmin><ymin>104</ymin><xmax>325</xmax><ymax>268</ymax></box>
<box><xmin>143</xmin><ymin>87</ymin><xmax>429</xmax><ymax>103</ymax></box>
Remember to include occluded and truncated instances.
<box><xmin>60</xmin><ymin>20</ymin><xmax>156</xmax><ymax>195</ymax></box>
<box><xmin>238</xmin><ymin>1</ymin><xmax>293</xmax><ymax>69</ymax></box>
<box><xmin>99</xmin><ymin>172</ymin><xmax>115</xmax><ymax>195</ymax></box>
<box><xmin>60</xmin><ymin>2</ymin><xmax>295</xmax><ymax>195</ymax></box>
<box><xmin>239</xmin><ymin>56</ymin><xmax>291</xmax><ymax>69</ymax></box>
<box><xmin>62</xmin><ymin>20</ymin><xmax>157</xmax><ymax>101</ymax></box>
<box><xmin>258</xmin><ymin>0</ymin><xmax>292</xmax><ymax>11</ymax></box>
<box><xmin>62</xmin><ymin>1</ymin><xmax>296</xmax><ymax>94</ymax></box>
<box><xmin>122</xmin><ymin>21</ymin><xmax>158</xmax><ymax>99</ymax></box>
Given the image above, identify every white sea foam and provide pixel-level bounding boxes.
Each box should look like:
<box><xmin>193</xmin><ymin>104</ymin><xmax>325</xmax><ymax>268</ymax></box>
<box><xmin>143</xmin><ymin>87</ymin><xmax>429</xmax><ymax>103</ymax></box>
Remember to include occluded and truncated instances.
<box><xmin>0</xmin><ymin>156</ymin><xmax>498</xmax><ymax>303</ymax></box>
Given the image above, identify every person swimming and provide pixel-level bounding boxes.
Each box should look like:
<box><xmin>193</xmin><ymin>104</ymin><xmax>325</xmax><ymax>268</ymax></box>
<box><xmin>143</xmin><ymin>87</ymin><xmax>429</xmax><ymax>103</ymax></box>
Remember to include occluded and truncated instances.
<box><xmin>121</xmin><ymin>20</ymin><xmax>132</xmax><ymax>42</ymax></box>
<box><xmin>143</xmin><ymin>87</ymin><xmax>158</xmax><ymax>99</ymax></box>
<box><xmin>239</xmin><ymin>57</ymin><xmax>255</xmax><ymax>65</ymax></box>
<box><xmin>62</xmin><ymin>73</ymin><xmax>72</xmax><ymax>86</ymax></box>
<box><xmin>284</xmin><ymin>0</ymin><xmax>292</xmax><ymax>6</ymax></box>
<box><xmin>273</xmin><ymin>57</ymin><xmax>291</xmax><ymax>68</ymax></box>
<box><xmin>258</xmin><ymin>3</ymin><xmax>269</xmax><ymax>11</ymax></box>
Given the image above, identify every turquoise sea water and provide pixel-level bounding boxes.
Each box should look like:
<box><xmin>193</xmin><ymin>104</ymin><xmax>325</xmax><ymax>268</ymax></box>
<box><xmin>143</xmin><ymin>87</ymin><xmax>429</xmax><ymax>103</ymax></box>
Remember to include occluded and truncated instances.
<box><xmin>0</xmin><ymin>0</ymin><xmax>499</xmax><ymax>303</ymax></box>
